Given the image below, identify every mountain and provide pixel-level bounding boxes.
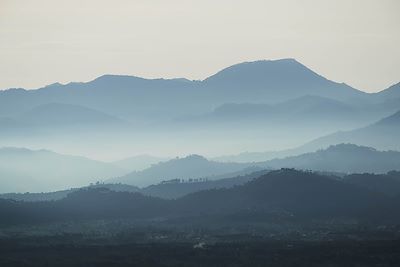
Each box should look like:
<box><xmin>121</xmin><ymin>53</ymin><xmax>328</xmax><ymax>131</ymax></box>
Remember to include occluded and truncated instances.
<box><xmin>213</xmin><ymin>149</ymin><xmax>300</xmax><ymax>163</ymax></box>
<box><xmin>174</xmin><ymin>169</ymin><xmax>396</xmax><ymax>221</ymax></box>
<box><xmin>0</xmin><ymin>59</ymin><xmax>368</xmax><ymax>122</ymax></box>
<box><xmin>0</xmin><ymin>59</ymin><xmax>390</xmax><ymax>159</ymax></box>
<box><xmin>110</xmin><ymin>154</ymin><xmax>253</xmax><ymax>187</ymax></box>
<box><xmin>0</xmin><ymin>188</ymin><xmax>170</xmax><ymax>226</ymax></box>
<box><xmin>344</xmin><ymin>171</ymin><xmax>400</xmax><ymax>197</ymax></box>
<box><xmin>112</xmin><ymin>154</ymin><xmax>170</xmax><ymax>172</ymax></box>
<box><xmin>2</xmin><ymin>169</ymin><xmax>397</xmax><ymax>226</ymax></box>
<box><xmin>375</xmin><ymin>82</ymin><xmax>400</xmax><ymax>100</ymax></box>
<box><xmin>0</xmin><ymin>59</ymin><xmax>396</xmax><ymax>169</ymax></box>
<box><xmin>0</xmin><ymin>183</ymin><xmax>140</xmax><ymax>202</ymax></box>
<box><xmin>141</xmin><ymin>168</ymin><xmax>268</xmax><ymax>199</ymax></box>
<box><xmin>0</xmin><ymin>147</ymin><xmax>126</xmax><ymax>193</ymax></box>
<box><xmin>302</xmin><ymin>110</ymin><xmax>400</xmax><ymax>151</ymax></box>
<box><xmin>262</xmin><ymin>144</ymin><xmax>400</xmax><ymax>174</ymax></box>
<box><xmin>0</xmin><ymin>169</ymin><xmax>267</xmax><ymax>201</ymax></box>
<box><xmin>185</xmin><ymin>95</ymin><xmax>368</xmax><ymax>130</ymax></box>
<box><xmin>0</xmin><ymin>103</ymin><xmax>127</xmax><ymax>138</ymax></box>
<box><xmin>203</xmin><ymin>59</ymin><xmax>367</xmax><ymax>103</ymax></box>
<box><xmin>374</xmin><ymin>82</ymin><xmax>400</xmax><ymax>112</ymax></box>
<box><xmin>17</xmin><ymin>103</ymin><xmax>124</xmax><ymax>127</ymax></box>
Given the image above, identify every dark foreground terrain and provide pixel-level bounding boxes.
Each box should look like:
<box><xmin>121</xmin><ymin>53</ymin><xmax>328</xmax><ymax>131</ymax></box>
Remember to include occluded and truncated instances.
<box><xmin>1</xmin><ymin>238</ymin><xmax>400</xmax><ymax>267</ymax></box>
<box><xmin>2</xmin><ymin>169</ymin><xmax>400</xmax><ymax>266</ymax></box>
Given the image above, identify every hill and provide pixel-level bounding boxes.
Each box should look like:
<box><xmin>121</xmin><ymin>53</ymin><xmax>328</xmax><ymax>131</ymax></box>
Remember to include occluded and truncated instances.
<box><xmin>0</xmin><ymin>168</ymin><xmax>266</xmax><ymax>201</ymax></box>
<box><xmin>0</xmin><ymin>183</ymin><xmax>140</xmax><ymax>202</ymax></box>
<box><xmin>110</xmin><ymin>154</ymin><xmax>253</xmax><ymax>187</ymax></box>
<box><xmin>141</xmin><ymin>168</ymin><xmax>268</xmax><ymax>199</ymax></box>
<box><xmin>1</xmin><ymin>169</ymin><xmax>398</xmax><ymax>226</ymax></box>
<box><xmin>112</xmin><ymin>154</ymin><xmax>170</xmax><ymax>172</ymax></box>
<box><xmin>344</xmin><ymin>171</ymin><xmax>400</xmax><ymax>197</ymax></box>
<box><xmin>262</xmin><ymin>144</ymin><xmax>400</xmax><ymax>174</ymax></box>
<box><xmin>185</xmin><ymin>95</ymin><xmax>369</xmax><ymax>130</ymax></box>
<box><xmin>302</xmin><ymin>111</ymin><xmax>400</xmax><ymax>151</ymax></box>
<box><xmin>175</xmin><ymin>169</ymin><xmax>394</xmax><ymax>220</ymax></box>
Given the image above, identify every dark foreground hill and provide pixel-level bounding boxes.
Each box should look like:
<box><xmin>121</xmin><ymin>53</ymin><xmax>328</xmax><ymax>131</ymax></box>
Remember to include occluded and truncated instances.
<box><xmin>3</xmin><ymin>169</ymin><xmax>399</xmax><ymax>202</ymax></box>
<box><xmin>1</xmin><ymin>169</ymin><xmax>399</xmax><ymax>226</ymax></box>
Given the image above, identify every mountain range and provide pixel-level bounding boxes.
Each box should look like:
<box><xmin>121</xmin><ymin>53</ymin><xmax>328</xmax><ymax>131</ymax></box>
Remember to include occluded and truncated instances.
<box><xmin>1</xmin><ymin>143</ymin><xmax>397</xmax><ymax>194</ymax></box>
<box><xmin>110</xmin><ymin>154</ymin><xmax>255</xmax><ymax>187</ymax></box>
<box><xmin>1</xmin><ymin>169</ymin><xmax>399</xmax><ymax>227</ymax></box>
<box><xmin>1</xmin><ymin>58</ymin><xmax>399</xmax><ymax>157</ymax></box>
<box><xmin>215</xmin><ymin>110</ymin><xmax>400</xmax><ymax>162</ymax></box>
<box><xmin>261</xmin><ymin>144</ymin><xmax>400</xmax><ymax>174</ymax></box>
<box><xmin>302</xmin><ymin>110</ymin><xmax>400</xmax><ymax>151</ymax></box>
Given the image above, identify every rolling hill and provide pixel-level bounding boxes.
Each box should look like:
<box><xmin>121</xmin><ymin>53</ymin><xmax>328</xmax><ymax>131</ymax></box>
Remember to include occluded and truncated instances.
<box><xmin>1</xmin><ymin>169</ymin><xmax>398</xmax><ymax>226</ymax></box>
<box><xmin>110</xmin><ymin>154</ymin><xmax>254</xmax><ymax>187</ymax></box>
<box><xmin>262</xmin><ymin>144</ymin><xmax>400</xmax><ymax>174</ymax></box>
<box><xmin>302</xmin><ymin>110</ymin><xmax>400</xmax><ymax>151</ymax></box>
<box><xmin>112</xmin><ymin>154</ymin><xmax>170</xmax><ymax>172</ymax></box>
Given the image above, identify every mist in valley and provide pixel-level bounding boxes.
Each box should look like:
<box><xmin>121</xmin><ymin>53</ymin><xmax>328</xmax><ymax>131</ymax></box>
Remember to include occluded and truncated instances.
<box><xmin>1</xmin><ymin>1</ymin><xmax>400</xmax><ymax>266</ymax></box>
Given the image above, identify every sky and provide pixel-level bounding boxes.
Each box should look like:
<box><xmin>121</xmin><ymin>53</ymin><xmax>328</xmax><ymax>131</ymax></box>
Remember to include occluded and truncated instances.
<box><xmin>0</xmin><ymin>0</ymin><xmax>399</xmax><ymax>92</ymax></box>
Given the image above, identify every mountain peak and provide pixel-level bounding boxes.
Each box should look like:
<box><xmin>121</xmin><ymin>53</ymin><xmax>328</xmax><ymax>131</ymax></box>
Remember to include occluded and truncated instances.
<box><xmin>180</xmin><ymin>154</ymin><xmax>208</xmax><ymax>161</ymax></box>
<box><xmin>323</xmin><ymin>143</ymin><xmax>377</xmax><ymax>153</ymax></box>
<box><xmin>203</xmin><ymin>58</ymin><xmax>321</xmax><ymax>84</ymax></box>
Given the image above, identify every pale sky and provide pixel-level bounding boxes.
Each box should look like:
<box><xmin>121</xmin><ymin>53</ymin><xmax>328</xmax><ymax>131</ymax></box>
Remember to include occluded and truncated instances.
<box><xmin>0</xmin><ymin>0</ymin><xmax>399</xmax><ymax>92</ymax></box>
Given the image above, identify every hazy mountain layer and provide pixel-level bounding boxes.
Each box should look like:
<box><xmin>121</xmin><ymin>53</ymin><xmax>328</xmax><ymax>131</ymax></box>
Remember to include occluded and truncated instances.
<box><xmin>0</xmin><ymin>147</ymin><xmax>126</xmax><ymax>193</ymax></box>
<box><xmin>110</xmin><ymin>155</ymin><xmax>254</xmax><ymax>187</ymax></box>
<box><xmin>112</xmin><ymin>155</ymin><xmax>170</xmax><ymax>172</ymax></box>
<box><xmin>301</xmin><ymin>110</ymin><xmax>400</xmax><ymax>151</ymax></box>
<box><xmin>262</xmin><ymin>144</ymin><xmax>400</xmax><ymax>174</ymax></box>
<box><xmin>0</xmin><ymin>59</ymin><xmax>398</xmax><ymax>159</ymax></box>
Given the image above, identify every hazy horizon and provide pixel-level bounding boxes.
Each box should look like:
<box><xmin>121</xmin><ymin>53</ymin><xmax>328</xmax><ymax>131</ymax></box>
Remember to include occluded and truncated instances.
<box><xmin>1</xmin><ymin>0</ymin><xmax>399</xmax><ymax>92</ymax></box>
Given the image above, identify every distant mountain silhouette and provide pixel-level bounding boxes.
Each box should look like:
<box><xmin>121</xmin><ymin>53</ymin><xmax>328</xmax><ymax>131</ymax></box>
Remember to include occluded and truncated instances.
<box><xmin>0</xmin><ymin>183</ymin><xmax>140</xmax><ymax>202</ymax></box>
<box><xmin>110</xmin><ymin>154</ymin><xmax>253</xmax><ymax>187</ymax></box>
<box><xmin>185</xmin><ymin>95</ymin><xmax>367</xmax><ymax>129</ymax></box>
<box><xmin>302</xmin><ymin>110</ymin><xmax>400</xmax><ymax>151</ymax></box>
<box><xmin>262</xmin><ymin>144</ymin><xmax>400</xmax><ymax>174</ymax></box>
<box><xmin>203</xmin><ymin>59</ymin><xmax>366</xmax><ymax>103</ymax></box>
<box><xmin>216</xmin><ymin>111</ymin><xmax>400</xmax><ymax>163</ymax></box>
<box><xmin>375</xmin><ymin>83</ymin><xmax>400</xmax><ymax>112</ymax></box>
<box><xmin>112</xmin><ymin>154</ymin><xmax>170</xmax><ymax>172</ymax></box>
<box><xmin>0</xmin><ymin>103</ymin><xmax>127</xmax><ymax>137</ymax></box>
<box><xmin>1</xmin><ymin>59</ymin><xmax>396</xmax><ymax>158</ymax></box>
<box><xmin>375</xmin><ymin>82</ymin><xmax>400</xmax><ymax>100</ymax></box>
<box><xmin>18</xmin><ymin>103</ymin><xmax>124</xmax><ymax>127</ymax></box>
<box><xmin>0</xmin><ymin>59</ymin><xmax>370</xmax><ymax>123</ymax></box>
<box><xmin>0</xmin><ymin>147</ymin><xmax>125</xmax><ymax>193</ymax></box>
